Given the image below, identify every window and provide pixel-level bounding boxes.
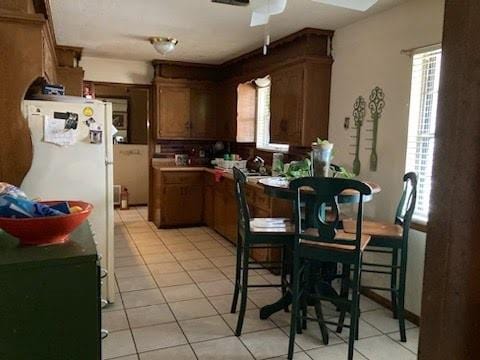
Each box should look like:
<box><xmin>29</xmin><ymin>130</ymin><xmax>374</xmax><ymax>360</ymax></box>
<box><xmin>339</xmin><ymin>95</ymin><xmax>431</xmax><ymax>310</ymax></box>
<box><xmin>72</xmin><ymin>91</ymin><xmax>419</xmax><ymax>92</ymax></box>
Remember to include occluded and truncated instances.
<box><xmin>405</xmin><ymin>47</ymin><xmax>442</xmax><ymax>223</ymax></box>
<box><xmin>256</xmin><ymin>83</ymin><xmax>289</xmax><ymax>152</ymax></box>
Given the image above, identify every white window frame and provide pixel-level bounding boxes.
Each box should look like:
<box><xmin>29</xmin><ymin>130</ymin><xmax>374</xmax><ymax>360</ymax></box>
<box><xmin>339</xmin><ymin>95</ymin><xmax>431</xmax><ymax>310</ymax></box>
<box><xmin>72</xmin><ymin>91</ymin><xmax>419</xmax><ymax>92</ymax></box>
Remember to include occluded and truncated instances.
<box><xmin>405</xmin><ymin>46</ymin><xmax>442</xmax><ymax>224</ymax></box>
<box><xmin>255</xmin><ymin>84</ymin><xmax>289</xmax><ymax>152</ymax></box>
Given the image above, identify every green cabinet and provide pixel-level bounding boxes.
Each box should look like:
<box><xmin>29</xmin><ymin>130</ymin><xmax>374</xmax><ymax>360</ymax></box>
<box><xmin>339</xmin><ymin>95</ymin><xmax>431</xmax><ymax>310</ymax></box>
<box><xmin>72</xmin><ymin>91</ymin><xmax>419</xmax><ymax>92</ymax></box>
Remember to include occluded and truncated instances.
<box><xmin>0</xmin><ymin>223</ymin><xmax>101</xmax><ymax>360</ymax></box>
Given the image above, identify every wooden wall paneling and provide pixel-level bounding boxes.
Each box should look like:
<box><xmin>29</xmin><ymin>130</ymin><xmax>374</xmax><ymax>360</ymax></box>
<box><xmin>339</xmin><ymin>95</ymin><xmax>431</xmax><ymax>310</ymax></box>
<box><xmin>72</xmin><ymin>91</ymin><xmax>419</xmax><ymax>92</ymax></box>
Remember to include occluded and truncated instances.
<box><xmin>0</xmin><ymin>0</ymin><xmax>36</xmax><ymax>13</ymax></box>
<box><xmin>56</xmin><ymin>66</ymin><xmax>84</xmax><ymax>96</ymax></box>
<box><xmin>128</xmin><ymin>87</ymin><xmax>149</xmax><ymax>144</ymax></box>
<box><xmin>418</xmin><ymin>1</ymin><xmax>480</xmax><ymax>359</ymax></box>
<box><xmin>152</xmin><ymin>60</ymin><xmax>219</xmax><ymax>81</ymax></box>
<box><xmin>220</xmin><ymin>28</ymin><xmax>333</xmax><ymax>80</ymax></box>
<box><xmin>216</xmin><ymin>80</ymin><xmax>238</xmax><ymax>141</ymax></box>
<box><xmin>55</xmin><ymin>45</ymin><xmax>82</xmax><ymax>67</ymax></box>
<box><xmin>0</xmin><ymin>10</ymin><xmax>51</xmax><ymax>186</ymax></box>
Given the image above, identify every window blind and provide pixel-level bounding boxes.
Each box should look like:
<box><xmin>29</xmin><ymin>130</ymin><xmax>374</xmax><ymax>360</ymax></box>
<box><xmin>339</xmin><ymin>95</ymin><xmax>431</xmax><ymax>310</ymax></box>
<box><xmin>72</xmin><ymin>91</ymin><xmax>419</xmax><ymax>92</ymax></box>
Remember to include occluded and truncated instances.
<box><xmin>405</xmin><ymin>48</ymin><xmax>442</xmax><ymax>223</ymax></box>
<box><xmin>256</xmin><ymin>84</ymin><xmax>289</xmax><ymax>152</ymax></box>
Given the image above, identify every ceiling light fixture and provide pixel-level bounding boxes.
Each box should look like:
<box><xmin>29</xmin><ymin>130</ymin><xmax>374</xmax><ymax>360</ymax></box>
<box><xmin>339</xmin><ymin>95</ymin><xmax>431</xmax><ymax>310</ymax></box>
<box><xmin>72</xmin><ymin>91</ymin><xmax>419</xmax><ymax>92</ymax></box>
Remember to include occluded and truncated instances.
<box><xmin>149</xmin><ymin>37</ymin><xmax>179</xmax><ymax>55</ymax></box>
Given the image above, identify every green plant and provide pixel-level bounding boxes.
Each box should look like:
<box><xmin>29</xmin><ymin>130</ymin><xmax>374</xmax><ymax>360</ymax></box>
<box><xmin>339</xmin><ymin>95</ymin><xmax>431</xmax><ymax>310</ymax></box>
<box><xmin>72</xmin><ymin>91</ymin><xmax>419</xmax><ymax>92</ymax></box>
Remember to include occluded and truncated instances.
<box><xmin>283</xmin><ymin>158</ymin><xmax>312</xmax><ymax>179</ymax></box>
<box><xmin>332</xmin><ymin>165</ymin><xmax>356</xmax><ymax>179</ymax></box>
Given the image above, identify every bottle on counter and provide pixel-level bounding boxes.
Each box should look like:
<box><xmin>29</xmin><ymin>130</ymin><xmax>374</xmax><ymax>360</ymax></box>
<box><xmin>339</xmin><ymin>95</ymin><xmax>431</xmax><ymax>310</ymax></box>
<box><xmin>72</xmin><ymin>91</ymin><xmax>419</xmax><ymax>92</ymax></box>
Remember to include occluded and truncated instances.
<box><xmin>120</xmin><ymin>187</ymin><xmax>129</xmax><ymax>210</ymax></box>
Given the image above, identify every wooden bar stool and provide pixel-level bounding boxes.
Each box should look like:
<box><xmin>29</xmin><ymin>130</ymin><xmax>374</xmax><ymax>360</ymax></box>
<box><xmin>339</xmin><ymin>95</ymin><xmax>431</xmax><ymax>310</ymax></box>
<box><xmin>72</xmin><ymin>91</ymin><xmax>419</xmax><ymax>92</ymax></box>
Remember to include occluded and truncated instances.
<box><xmin>287</xmin><ymin>177</ymin><xmax>372</xmax><ymax>360</ymax></box>
<box><xmin>230</xmin><ymin>167</ymin><xmax>294</xmax><ymax>336</ymax></box>
<box><xmin>342</xmin><ymin>172</ymin><xmax>417</xmax><ymax>342</ymax></box>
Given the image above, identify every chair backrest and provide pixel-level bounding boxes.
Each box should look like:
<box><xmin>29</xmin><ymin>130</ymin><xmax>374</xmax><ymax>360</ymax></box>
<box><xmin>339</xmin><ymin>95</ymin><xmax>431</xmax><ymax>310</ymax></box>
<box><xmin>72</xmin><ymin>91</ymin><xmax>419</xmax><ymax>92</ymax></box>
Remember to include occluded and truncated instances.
<box><xmin>394</xmin><ymin>172</ymin><xmax>418</xmax><ymax>236</ymax></box>
<box><xmin>289</xmin><ymin>177</ymin><xmax>372</xmax><ymax>255</ymax></box>
<box><xmin>232</xmin><ymin>167</ymin><xmax>251</xmax><ymax>238</ymax></box>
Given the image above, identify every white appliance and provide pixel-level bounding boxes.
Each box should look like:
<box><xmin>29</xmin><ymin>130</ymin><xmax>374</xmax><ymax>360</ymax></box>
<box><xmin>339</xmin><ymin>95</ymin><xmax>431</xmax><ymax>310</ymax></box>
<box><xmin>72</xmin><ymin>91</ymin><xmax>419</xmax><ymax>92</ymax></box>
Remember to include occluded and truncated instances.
<box><xmin>22</xmin><ymin>98</ymin><xmax>115</xmax><ymax>303</ymax></box>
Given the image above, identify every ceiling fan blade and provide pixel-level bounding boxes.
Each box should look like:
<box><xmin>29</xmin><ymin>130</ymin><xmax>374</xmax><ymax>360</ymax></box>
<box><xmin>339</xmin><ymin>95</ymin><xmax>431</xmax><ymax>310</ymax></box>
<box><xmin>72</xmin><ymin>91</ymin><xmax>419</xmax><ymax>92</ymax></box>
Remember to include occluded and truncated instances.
<box><xmin>312</xmin><ymin>0</ymin><xmax>378</xmax><ymax>11</ymax></box>
<box><xmin>249</xmin><ymin>0</ymin><xmax>287</xmax><ymax>27</ymax></box>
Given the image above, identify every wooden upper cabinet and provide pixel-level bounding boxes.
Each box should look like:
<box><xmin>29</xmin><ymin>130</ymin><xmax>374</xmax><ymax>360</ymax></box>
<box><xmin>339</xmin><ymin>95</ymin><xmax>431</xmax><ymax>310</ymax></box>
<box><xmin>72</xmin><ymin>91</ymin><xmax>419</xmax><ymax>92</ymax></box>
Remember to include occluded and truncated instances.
<box><xmin>270</xmin><ymin>64</ymin><xmax>304</xmax><ymax>144</ymax></box>
<box><xmin>155</xmin><ymin>81</ymin><xmax>216</xmax><ymax>140</ymax></box>
<box><xmin>270</xmin><ymin>60</ymin><xmax>331</xmax><ymax>146</ymax></box>
<box><xmin>190</xmin><ymin>85</ymin><xmax>216</xmax><ymax>139</ymax></box>
<box><xmin>157</xmin><ymin>85</ymin><xmax>190</xmax><ymax>138</ymax></box>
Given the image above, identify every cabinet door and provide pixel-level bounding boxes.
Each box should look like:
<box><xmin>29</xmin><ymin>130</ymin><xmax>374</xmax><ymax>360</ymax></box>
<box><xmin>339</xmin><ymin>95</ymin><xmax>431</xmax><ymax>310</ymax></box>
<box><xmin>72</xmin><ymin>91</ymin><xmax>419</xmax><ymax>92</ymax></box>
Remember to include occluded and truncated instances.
<box><xmin>157</xmin><ymin>86</ymin><xmax>190</xmax><ymax>138</ymax></box>
<box><xmin>214</xmin><ymin>190</ymin><xmax>227</xmax><ymax>236</ymax></box>
<box><xmin>184</xmin><ymin>184</ymin><xmax>204</xmax><ymax>224</ymax></box>
<box><xmin>190</xmin><ymin>86</ymin><xmax>216</xmax><ymax>139</ymax></box>
<box><xmin>204</xmin><ymin>185</ymin><xmax>215</xmax><ymax>228</ymax></box>
<box><xmin>160</xmin><ymin>184</ymin><xmax>185</xmax><ymax>225</ymax></box>
<box><xmin>161</xmin><ymin>184</ymin><xmax>203</xmax><ymax>226</ymax></box>
<box><xmin>270</xmin><ymin>65</ymin><xmax>304</xmax><ymax>144</ymax></box>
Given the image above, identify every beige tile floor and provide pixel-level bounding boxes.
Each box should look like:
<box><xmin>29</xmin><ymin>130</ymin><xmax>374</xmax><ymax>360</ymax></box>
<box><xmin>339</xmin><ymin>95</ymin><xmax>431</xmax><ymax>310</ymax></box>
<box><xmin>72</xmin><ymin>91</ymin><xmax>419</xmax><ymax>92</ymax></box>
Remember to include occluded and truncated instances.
<box><xmin>103</xmin><ymin>207</ymin><xmax>419</xmax><ymax>360</ymax></box>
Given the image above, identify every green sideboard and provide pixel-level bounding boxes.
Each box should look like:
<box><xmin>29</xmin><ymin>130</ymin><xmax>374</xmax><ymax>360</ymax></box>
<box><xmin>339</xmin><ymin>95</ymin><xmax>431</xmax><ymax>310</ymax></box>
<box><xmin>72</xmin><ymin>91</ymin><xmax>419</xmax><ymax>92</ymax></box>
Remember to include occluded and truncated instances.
<box><xmin>0</xmin><ymin>222</ymin><xmax>101</xmax><ymax>360</ymax></box>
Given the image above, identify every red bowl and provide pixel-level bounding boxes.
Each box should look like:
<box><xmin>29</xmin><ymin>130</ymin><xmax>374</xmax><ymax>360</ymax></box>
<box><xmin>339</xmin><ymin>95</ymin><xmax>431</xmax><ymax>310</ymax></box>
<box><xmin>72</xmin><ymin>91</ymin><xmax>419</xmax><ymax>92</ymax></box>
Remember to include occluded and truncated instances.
<box><xmin>0</xmin><ymin>201</ymin><xmax>93</xmax><ymax>246</ymax></box>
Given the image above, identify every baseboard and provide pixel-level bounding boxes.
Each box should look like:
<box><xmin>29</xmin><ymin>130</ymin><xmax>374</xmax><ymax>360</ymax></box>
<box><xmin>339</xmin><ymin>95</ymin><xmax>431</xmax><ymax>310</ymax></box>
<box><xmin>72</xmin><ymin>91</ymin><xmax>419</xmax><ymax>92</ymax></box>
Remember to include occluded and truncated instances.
<box><xmin>361</xmin><ymin>288</ymin><xmax>420</xmax><ymax>326</ymax></box>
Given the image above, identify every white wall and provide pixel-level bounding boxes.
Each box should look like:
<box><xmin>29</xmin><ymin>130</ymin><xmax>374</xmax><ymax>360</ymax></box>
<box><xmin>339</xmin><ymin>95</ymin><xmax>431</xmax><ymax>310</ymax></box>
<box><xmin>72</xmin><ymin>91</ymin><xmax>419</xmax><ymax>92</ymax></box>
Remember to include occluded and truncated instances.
<box><xmin>329</xmin><ymin>0</ymin><xmax>444</xmax><ymax>316</ymax></box>
<box><xmin>80</xmin><ymin>56</ymin><xmax>153</xmax><ymax>84</ymax></box>
<box><xmin>114</xmin><ymin>144</ymin><xmax>149</xmax><ymax>205</ymax></box>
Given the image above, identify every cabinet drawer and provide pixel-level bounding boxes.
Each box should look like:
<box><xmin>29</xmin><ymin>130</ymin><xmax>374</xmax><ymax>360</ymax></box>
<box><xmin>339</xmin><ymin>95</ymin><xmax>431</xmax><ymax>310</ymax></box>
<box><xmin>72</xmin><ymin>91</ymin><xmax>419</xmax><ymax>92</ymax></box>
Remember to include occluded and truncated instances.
<box><xmin>162</xmin><ymin>172</ymin><xmax>204</xmax><ymax>185</ymax></box>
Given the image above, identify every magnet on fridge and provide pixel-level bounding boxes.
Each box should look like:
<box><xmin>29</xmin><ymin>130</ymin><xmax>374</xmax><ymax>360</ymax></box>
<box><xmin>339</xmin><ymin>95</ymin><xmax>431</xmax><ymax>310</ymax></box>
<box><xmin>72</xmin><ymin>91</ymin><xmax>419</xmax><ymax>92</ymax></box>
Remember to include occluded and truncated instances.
<box><xmin>89</xmin><ymin>126</ymin><xmax>103</xmax><ymax>144</ymax></box>
<box><xmin>83</xmin><ymin>106</ymin><xmax>94</xmax><ymax>117</ymax></box>
<box><xmin>85</xmin><ymin>117</ymin><xmax>96</xmax><ymax>127</ymax></box>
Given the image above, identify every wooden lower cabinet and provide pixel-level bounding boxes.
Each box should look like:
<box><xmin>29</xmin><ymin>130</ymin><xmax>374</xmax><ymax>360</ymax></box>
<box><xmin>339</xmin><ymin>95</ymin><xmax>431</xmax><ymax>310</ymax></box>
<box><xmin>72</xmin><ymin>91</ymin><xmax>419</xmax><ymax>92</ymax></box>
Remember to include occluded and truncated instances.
<box><xmin>213</xmin><ymin>177</ymin><xmax>238</xmax><ymax>243</ymax></box>
<box><xmin>155</xmin><ymin>170</ymin><xmax>204</xmax><ymax>227</ymax></box>
<box><xmin>203</xmin><ymin>173</ymin><xmax>215</xmax><ymax>228</ymax></box>
<box><xmin>153</xmin><ymin>169</ymin><xmax>292</xmax><ymax>266</ymax></box>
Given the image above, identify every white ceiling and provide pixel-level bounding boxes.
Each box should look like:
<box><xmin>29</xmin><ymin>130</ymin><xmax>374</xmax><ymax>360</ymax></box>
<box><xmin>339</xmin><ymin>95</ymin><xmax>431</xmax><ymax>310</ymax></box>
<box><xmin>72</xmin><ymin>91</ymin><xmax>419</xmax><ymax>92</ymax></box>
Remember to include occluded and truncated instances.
<box><xmin>51</xmin><ymin>0</ymin><xmax>405</xmax><ymax>64</ymax></box>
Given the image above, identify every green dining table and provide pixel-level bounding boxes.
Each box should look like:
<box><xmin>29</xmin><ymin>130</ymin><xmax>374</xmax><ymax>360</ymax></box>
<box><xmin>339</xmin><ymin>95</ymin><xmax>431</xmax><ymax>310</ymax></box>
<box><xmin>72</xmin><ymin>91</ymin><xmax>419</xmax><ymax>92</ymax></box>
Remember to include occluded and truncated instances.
<box><xmin>256</xmin><ymin>176</ymin><xmax>381</xmax><ymax>320</ymax></box>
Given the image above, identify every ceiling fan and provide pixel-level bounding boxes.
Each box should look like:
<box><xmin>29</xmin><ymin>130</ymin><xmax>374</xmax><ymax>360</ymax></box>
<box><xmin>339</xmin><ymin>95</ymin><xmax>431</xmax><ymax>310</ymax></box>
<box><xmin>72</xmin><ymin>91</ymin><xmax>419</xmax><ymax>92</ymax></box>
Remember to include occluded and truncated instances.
<box><xmin>212</xmin><ymin>0</ymin><xmax>378</xmax><ymax>26</ymax></box>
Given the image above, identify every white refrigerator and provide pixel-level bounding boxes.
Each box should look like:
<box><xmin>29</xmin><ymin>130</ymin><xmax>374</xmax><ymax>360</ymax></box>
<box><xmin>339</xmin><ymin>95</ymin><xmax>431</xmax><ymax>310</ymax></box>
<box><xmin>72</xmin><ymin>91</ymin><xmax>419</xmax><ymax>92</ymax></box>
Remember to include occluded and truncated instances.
<box><xmin>22</xmin><ymin>97</ymin><xmax>115</xmax><ymax>303</ymax></box>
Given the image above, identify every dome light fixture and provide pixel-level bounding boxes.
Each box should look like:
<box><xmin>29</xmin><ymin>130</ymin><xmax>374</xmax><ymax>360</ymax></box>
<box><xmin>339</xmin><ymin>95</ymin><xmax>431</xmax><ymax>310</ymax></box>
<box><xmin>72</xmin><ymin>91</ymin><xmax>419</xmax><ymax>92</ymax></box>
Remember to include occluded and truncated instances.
<box><xmin>149</xmin><ymin>37</ymin><xmax>179</xmax><ymax>55</ymax></box>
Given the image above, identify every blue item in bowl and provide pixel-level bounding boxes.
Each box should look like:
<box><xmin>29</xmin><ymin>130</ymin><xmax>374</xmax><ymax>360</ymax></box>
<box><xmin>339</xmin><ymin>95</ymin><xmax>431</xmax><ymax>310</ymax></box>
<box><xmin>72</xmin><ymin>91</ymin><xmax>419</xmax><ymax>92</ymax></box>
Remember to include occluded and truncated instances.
<box><xmin>0</xmin><ymin>195</ymin><xmax>66</xmax><ymax>219</ymax></box>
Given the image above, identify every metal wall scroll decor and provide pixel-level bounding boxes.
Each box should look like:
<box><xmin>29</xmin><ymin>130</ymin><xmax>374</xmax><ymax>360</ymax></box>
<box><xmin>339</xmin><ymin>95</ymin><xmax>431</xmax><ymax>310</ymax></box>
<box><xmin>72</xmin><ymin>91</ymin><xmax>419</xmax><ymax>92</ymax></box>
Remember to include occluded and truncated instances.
<box><xmin>347</xmin><ymin>87</ymin><xmax>386</xmax><ymax>176</ymax></box>
<box><xmin>352</xmin><ymin>96</ymin><xmax>366</xmax><ymax>176</ymax></box>
<box><xmin>367</xmin><ymin>86</ymin><xmax>385</xmax><ymax>171</ymax></box>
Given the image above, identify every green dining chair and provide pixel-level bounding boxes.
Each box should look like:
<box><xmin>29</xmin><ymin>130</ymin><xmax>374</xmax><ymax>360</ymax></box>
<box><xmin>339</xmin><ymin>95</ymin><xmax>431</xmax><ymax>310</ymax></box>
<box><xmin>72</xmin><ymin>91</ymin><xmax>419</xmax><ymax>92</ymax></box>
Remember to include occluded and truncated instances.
<box><xmin>230</xmin><ymin>167</ymin><xmax>294</xmax><ymax>336</ymax></box>
<box><xmin>287</xmin><ymin>177</ymin><xmax>372</xmax><ymax>360</ymax></box>
<box><xmin>341</xmin><ymin>172</ymin><xmax>417</xmax><ymax>342</ymax></box>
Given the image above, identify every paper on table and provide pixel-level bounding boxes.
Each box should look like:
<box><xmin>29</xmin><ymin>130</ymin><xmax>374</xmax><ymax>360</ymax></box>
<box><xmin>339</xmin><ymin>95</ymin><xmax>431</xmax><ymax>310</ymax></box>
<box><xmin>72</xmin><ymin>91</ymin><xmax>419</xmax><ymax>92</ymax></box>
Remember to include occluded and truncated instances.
<box><xmin>252</xmin><ymin>218</ymin><xmax>289</xmax><ymax>228</ymax></box>
<box><xmin>44</xmin><ymin>116</ymin><xmax>77</xmax><ymax>146</ymax></box>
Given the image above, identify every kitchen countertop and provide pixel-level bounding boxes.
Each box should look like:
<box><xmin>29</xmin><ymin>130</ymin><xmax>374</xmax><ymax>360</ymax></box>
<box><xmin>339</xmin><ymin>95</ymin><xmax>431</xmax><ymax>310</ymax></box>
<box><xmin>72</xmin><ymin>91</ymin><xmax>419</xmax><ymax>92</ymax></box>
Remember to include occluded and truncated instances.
<box><xmin>152</xmin><ymin>165</ymin><xmax>267</xmax><ymax>188</ymax></box>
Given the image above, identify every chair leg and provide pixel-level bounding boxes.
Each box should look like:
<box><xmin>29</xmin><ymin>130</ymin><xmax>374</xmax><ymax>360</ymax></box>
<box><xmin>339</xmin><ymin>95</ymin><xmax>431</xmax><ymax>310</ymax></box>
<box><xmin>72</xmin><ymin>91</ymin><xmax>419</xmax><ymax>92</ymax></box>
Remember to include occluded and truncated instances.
<box><xmin>281</xmin><ymin>244</ymin><xmax>289</xmax><ymax>312</ymax></box>
<box><xmin>336</xmin><ymin>263</ymin><xmax>350</xmax><ymax>334</ymax></box>
<box><xmin>398</xmin><ymin>248</ymin><xmax>408</xmax><ymax>342</ymax></box>
<box><xmin>313</xmin><ymin>284</ymin><xmax>329</xmax><ymax>345</ymax></box>
<box><xmin>300</xmin><ymin>262</ymin><xmax>309</xmax><ymax>331</ymax></box>
<box><xmin>390</xmin><ymin>248</ymin><xmax>399</xmax><ymax>319</ymax></box>
<box><xmin>230</xmin><ymin>239</ymin><xmax>243</xmax><ymax>314</ymax></box>
<box><xmin>348</xmin><ymin>264</ymin><xmax>361</xmax><ymax>360</ymax></box>
<box><xmin>235</xmin><ymin>244</ymin><xmax>249</xmax><ymax>337</ymax></box>
<box><xmin>287</xmin><ymin>254</ymin><xmax>301</xmax><ymax>360</ymax></box>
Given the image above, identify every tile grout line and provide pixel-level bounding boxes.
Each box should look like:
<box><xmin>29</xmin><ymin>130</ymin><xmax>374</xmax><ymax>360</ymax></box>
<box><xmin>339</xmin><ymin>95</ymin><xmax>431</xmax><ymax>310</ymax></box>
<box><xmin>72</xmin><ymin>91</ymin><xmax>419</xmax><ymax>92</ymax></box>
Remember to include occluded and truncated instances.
<box><xmin>114</xmin><ymin>208</ymin><xmax>419</xmax><ymax>359</ymax></box>
<box><xmin>123</xmin><ymin>210</ymin><xmax>201</xmax><ymax>360</ymax></box>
